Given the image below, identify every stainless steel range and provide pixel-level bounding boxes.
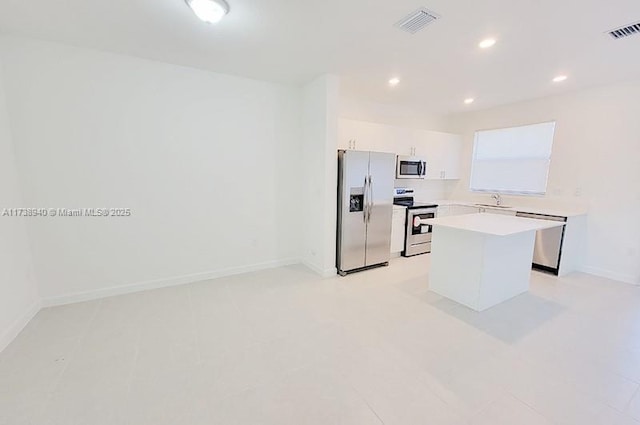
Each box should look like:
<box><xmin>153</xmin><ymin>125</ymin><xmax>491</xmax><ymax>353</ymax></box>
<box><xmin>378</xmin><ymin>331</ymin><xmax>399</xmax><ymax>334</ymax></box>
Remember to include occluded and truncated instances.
<box><xmin>393</xmin><ymin>188</ymin><xmax>438</xmax><ymax>257</ymax></box>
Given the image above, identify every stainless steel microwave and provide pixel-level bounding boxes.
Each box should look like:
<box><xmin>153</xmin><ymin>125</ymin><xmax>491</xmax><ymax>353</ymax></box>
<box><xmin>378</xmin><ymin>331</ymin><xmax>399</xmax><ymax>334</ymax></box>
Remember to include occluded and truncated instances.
<box><xmin>396</xmin><ymin>156</ymin><xmax>427</xmax><ymax>179</ymax></box>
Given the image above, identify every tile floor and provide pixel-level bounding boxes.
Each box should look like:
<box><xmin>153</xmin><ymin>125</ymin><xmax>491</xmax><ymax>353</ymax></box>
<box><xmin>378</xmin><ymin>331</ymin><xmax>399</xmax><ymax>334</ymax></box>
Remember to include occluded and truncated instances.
<box><xmin>1</xmin><ymin>255</ymin><xmax>640</xmax><ymax>425</ymax></box>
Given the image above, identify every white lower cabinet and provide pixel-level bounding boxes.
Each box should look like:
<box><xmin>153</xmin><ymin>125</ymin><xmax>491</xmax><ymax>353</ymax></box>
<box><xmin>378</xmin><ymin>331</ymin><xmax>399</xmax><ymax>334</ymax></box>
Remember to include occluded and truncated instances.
<box><xmin>439</xmin><ymin>204</ymin><xmax>518</xmax><ymax>217</ymax></box>
<box><xmin>434</xmin><ymin>202</ymin><xmax>585</xmax><ymax>276</ymax></box>
<box><xmin>391</xmin><ymin>207</ymin><xmax>406</xmax><ymax>254</ymax></box>
<box><xmin>480</xmin><ymin>207</ymin><xmax>517</xmax><ymax>216</ymax></box>
<box><xmin>450</xmin><ymin>205</ymin><xmax>481</xmax><ymax>215</ymax></box>
<box><xmin>436</xmin><ymin>205</ymin><xmax>450</xmax><ymax>217</ymax></box>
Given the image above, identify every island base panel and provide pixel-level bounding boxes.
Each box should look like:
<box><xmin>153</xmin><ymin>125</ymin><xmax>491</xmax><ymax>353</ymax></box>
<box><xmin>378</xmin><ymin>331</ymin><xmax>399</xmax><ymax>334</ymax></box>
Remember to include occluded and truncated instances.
<box><xmin>429</xmin><ymin>227</ymin><xmax>536</xmax><ymax>312</ymax></box>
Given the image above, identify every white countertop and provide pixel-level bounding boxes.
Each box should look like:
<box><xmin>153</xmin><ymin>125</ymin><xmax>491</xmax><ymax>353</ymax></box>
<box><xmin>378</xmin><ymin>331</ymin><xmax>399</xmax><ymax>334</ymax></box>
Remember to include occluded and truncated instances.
<box><xmin>424</xmin><ymin>213</ymin><xmax>565</xmax><ymax>236</ymax></box>
<box><xmin>428</xmin><ymin>199</ymin><xmax>587</xmax><ymax>218</ymax></box>
<box><xmin>393</xmin><ymin>205</ymin><xmax>407</xmax><ymax>211</ymax></box>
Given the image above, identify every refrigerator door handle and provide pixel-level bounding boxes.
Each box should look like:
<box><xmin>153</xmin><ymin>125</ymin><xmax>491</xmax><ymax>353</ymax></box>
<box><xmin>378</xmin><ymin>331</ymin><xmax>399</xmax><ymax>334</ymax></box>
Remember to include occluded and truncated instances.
<box><xmin>363</xmin><ymin>176</ymin><xmax>368</xmax><ymax>223</ymax></box>
<box><xmin>367</xmin><ymin>175</ymin><xmax>373</xmax><ymax>223</ymax></box>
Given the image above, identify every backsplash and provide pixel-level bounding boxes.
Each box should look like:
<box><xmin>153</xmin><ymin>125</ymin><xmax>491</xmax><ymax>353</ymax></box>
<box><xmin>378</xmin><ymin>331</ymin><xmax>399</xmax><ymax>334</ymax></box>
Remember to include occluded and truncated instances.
<box><xmin>394</xmin><ymin>179</ymin><xmax>457</xmax><ymax>203</ymax></box>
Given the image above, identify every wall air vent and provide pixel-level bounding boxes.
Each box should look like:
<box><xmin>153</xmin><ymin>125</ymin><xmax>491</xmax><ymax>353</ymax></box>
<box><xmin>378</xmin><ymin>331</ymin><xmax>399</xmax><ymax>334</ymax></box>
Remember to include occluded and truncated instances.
<box><xmin>607</xmin><ymin>22</ymin><xmax>640</xmax><ymax>39</ymax></box>
<box><xmin>394</xmin><ymin>7</ymin><xmax>440</xmax><ymax>34</ymax></box>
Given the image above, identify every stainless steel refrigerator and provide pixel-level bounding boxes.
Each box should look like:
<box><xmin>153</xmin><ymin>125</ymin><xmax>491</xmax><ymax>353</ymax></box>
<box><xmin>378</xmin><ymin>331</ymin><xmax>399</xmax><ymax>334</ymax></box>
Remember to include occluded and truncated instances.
<box><xmin>336</xmin><ymin>150</ymin><xmax>396</xmax><ymax>276</ymax></box>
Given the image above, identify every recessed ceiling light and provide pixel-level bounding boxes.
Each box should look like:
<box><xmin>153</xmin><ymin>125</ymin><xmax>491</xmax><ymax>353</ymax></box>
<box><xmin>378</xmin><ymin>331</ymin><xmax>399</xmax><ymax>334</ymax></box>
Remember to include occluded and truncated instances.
<box><xmin>478</xmin><ymin>38</ymin><xmax>496</xmax><ymax>49</ymax></box>
<box><xmin>464</xmin><ymin>98</ymin><xmax>475</xmax><ymax>104</ymax></box>
<box><xmin>389</xmin><ymin>78</ymin><xmax>401</xmax><ymax>87</ymax></box>
<box><xmin>185</xmin><ymin>0</ymin><xmax>229</xmax><ymax>24</ymax></box>
<box><xmin>552</xmin><ymin>75</ymin><xmax>568</xmax><ymax>83</ymax></box>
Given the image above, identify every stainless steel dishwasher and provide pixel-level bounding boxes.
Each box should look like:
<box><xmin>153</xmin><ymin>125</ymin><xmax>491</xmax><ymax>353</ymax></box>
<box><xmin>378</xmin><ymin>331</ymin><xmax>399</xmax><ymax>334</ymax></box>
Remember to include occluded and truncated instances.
<box><xmin>515</xmin><ymin>212</ymin><xmax>567</xmax><ymax>275</ymax></box>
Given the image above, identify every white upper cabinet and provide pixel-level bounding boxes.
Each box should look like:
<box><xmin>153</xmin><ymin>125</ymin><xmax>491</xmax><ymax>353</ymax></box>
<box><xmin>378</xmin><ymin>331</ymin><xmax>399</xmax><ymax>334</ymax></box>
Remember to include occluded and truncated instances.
<box><xmin>338</xmin><ymin>119</ymin><xmax>404</xmax><ymax>153</ymax></box>
<box><xmin>422</xmin><ymin>131</ymin><xmax>462</xmax><ymax>180</ymax></box>
<box><xmin>338</xmin><ymin>119</ymin><xmax>462</xmax><ymax>180</ymax></box>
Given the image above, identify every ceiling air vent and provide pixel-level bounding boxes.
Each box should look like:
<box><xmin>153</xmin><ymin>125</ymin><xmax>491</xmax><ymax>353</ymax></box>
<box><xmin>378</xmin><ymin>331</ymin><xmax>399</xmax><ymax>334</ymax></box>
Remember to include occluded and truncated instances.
<box><xmin>395</xmin><ymin>7</ymin><xmax>440</xmax><ymax>34</ymax></box>
<box><xmin>607</xmin><ymin>22</ymin><xmax>640</xmax><ymax>39</ymax></box>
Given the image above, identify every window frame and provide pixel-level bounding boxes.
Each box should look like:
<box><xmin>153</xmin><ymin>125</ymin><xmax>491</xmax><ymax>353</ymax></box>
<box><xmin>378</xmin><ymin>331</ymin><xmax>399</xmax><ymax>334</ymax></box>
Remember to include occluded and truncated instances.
<box><xmin>469</xmin><ymin>121</ymin><xmax>556</xmax><ymax>196</ymax></box>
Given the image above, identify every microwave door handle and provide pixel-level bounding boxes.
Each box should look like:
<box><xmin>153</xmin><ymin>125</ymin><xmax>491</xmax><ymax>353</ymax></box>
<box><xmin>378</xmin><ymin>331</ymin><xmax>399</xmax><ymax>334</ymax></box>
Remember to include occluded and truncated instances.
<box><xmin>422</xmin><ymin>161</ymin><xmax>426</xmax><ymax>176</ymax></box>
<box><xmin>417</xmin><ymin>162</ymin><xmax>422</xmax><ymax>177</ymax></box>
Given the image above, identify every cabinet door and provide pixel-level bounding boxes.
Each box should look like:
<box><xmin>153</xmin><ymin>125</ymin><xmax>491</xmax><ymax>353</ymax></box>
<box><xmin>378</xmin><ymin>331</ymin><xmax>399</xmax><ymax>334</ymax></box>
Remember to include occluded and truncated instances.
<box><xmin>338</xmin><ymin>119</ymin><xmax>399</xmax><ymax>153</ymax></box>
<box><xmin>422</xmin><ymin>131</ymin><xmax>462</xmax><ymax>180</ymax></box>
<box><xmin>437</xmin><ymin>205</ymin><xmax>450</xmax><ymax>217</ymax></box>
<box><xmin>391</xmin><ymin>209</ymin><xmax>406</xmax><ymax>253</ymax></box>
<box><xmin>483</xmin><ymin>208</ymin><xmax>517</xmax><ymax>216</ymax></box>
<box><xmin>439</xmin><ymin>133</ymin><xmax>462</xmax><ymax>179</ymax></box>
<box><xmin>338</xmin><ymin>118</ymin><xmax>357</xmax><ymax>150</ymax></box>
<box><xmin>451</xmin><ymin>205</ymin><xmax>480</xmax><ymax>215</ymax></box>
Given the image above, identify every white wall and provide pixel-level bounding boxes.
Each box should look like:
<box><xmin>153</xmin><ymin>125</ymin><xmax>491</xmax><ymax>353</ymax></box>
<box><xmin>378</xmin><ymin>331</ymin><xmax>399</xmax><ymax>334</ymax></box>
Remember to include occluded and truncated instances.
<box><xmin>0</xmin><ymin>55</ymin><xmax>40</xmax><ymax>351</ymax></box>
<box><xmin>301</xmin><ymin>75</ymin><xmax>340</xmax><ymax>277</ymax></box>
<box><xmin>446</xmin><ymin>80</ymin><xmax>640</xmax><ymax>285</ymax></box>
<box><xmin>0</xmin><ymin>36</ymin><xmax>303</xmax><ymax>303</ymax></box>
<box><xmin>340</xmin><ymin>96</ymin><xmax>447</xmax><ymax>130</ymax></box>
<box><xmin>397</xmin><ymin>179</ymin><xmax>458</xmax><ymax>204</ymax></box>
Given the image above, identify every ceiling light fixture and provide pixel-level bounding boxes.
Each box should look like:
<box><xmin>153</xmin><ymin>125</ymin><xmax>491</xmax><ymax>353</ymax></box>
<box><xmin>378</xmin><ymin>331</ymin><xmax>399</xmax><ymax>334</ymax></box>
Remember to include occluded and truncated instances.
<box><xmin>389</xmin><ymin>78</ymin><xmax>401</xmax><ymax>87</ymax></box>
<box><xmin>478</xmin><ymin>38</ymin><xmax>496</xmax><ymax>49</ymax></box>
<box><xmin>552</xmin><ymin>75</ymin><xmax>568</xmax><ymax>83</ymax></box>
<box><xmin>185</xmin><ymin>0</ymin><xmax>229</xmax><ymax>24</ymax></box>
<box><xmin>464</xmin><ymin>98</ymin><xmax>475</xmax><ymax>104</ymax></box>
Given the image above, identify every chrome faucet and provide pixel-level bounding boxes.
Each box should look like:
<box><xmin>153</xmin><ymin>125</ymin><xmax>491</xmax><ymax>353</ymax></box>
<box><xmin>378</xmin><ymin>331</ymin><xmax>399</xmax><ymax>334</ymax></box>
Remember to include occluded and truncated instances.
<box><xmin>491</xmin><ymin>193</ymin><xmax>502</xmax><ymax>206</ymax></box>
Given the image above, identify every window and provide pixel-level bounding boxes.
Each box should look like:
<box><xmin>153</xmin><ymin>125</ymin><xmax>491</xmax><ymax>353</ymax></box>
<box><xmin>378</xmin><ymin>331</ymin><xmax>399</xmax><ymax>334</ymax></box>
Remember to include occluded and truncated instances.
<box><xmin>470</xmin><ymin>121</ymin><xmax>556</xmax><ymax>195</ymax></box>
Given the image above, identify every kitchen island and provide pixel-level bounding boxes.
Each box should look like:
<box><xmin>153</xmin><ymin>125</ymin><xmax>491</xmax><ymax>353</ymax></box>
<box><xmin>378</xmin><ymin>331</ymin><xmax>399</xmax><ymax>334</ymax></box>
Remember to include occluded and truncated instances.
<box><xmin>424</xmin><ymin>213</ymin><xmax>565</xmax><ymax>311</ymax></box>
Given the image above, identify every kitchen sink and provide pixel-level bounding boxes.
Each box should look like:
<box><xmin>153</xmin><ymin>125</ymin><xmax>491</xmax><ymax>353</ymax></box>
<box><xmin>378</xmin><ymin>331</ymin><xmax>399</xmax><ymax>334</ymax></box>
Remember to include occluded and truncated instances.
<box><xmin>475</xmin><ymin>203</ymin><xmax>512</xmax><ymax>209</ymax></box>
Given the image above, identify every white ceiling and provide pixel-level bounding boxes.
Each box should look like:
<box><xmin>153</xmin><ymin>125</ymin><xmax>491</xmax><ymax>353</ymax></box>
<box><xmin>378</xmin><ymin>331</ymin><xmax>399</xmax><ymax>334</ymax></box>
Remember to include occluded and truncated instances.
<box><xmin>1</xmin><ymin>0</ymin><xmax>639</xmax><ymax>114</ymax></box>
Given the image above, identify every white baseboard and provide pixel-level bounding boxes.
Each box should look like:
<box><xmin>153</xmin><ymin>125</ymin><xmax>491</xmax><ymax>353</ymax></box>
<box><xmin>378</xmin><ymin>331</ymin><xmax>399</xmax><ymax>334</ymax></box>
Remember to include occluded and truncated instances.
<box><xmin>0</xmin><ymin>298</ymin><xmax>41</xmax><ymax>353</ymax></box>
<box><xmin>302</xmin><ymin>261</ymin><xmax>337</xmax><ymax>278</ymax></box>
<box><xmin>42</xmin><ymin>257</ymin><xmax>301</xmax><ymax>307</ymax></box>
<box><xmin>322</xmin><ymin>267</ymin><xmax>338</xmax><ymax>278</ymax></box>
<box><xmin>579</xmin><ymin>266</ymin><xmax>638</xmax><ymax>286</ymax></box>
